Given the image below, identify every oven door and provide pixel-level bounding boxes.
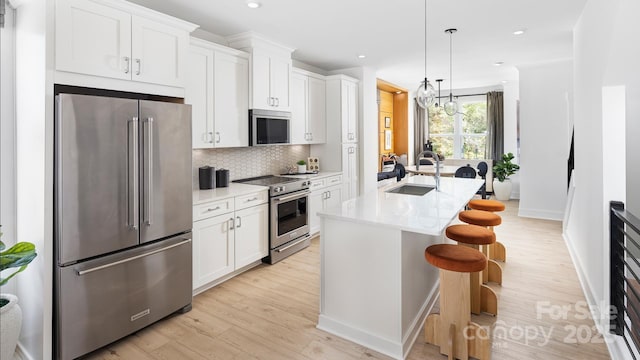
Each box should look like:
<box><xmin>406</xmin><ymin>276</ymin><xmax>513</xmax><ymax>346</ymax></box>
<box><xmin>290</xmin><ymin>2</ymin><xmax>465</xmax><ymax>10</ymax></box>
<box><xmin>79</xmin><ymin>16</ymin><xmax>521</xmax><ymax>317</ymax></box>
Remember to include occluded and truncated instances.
<box><xmin>270</xmin><ymin>190</ymin><xmax>310</xmax><ymax>249</ymax></box>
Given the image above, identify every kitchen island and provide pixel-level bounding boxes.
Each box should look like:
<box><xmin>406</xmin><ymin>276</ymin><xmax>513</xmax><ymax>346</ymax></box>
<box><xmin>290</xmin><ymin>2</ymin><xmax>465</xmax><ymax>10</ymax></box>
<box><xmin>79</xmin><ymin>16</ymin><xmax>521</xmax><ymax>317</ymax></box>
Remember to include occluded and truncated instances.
<box><xmin>317</xmin><ymin>176</ymin><xmax>483</xmax><ymax>360</ymax></box>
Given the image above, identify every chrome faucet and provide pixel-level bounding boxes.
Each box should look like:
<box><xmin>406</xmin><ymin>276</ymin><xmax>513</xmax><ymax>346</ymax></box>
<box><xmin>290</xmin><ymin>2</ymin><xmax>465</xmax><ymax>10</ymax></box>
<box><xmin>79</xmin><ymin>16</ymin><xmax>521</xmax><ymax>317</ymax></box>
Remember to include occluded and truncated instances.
<box><xmin>416</xmin><ymin>151</ymin><xmax>441</xmax><ymax>191</ymax></box>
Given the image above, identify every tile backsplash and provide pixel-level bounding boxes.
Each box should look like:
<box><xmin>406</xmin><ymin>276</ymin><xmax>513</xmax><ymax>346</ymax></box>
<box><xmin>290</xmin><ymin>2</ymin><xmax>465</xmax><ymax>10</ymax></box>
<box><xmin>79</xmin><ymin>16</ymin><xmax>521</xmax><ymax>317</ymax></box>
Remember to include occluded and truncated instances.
<box><xmin>192</xmin><ymin>145</ymin><xmax>310</xmax><ymax>188</ymax></box>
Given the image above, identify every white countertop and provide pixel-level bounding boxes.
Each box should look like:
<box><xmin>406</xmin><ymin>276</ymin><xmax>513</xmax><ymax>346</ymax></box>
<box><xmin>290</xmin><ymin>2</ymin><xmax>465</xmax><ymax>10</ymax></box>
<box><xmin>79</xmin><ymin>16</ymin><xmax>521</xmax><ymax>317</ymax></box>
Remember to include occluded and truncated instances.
<box><xmin>193</xmin><ymin>183</ymin><xmax>268</xmax><ymax>205</ymax></box>
<box><xmin>318</xmin><ymin>176</ymin><xmax>483</xmax><ymax>236</ymax></box>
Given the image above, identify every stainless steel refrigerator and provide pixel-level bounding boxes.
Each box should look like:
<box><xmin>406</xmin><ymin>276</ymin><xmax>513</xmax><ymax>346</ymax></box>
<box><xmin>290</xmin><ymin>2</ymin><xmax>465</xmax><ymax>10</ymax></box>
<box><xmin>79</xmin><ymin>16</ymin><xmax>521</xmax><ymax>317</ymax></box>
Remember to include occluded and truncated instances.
<box><xmin>54</xmin><ymin>93</ymin><xmax>193</xmax><ymax>360</ymax></box>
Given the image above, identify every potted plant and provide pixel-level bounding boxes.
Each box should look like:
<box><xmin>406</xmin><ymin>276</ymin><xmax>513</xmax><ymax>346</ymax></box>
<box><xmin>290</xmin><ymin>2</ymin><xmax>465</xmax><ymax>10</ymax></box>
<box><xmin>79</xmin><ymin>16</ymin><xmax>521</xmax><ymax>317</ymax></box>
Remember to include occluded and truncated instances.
<box><xmin>1</xmin><ymin>231</ymin><xmax>37</xmax><ymax>360</ymax></box>
<box><xmin>492</xmin><ymin>152</ymin><xmax>520</xmax><ymax>201</ymax></box>
<box><xmin>296</xmin><ymin>160</ymin><xmax>307</xmax><ymax>174</ymax></box>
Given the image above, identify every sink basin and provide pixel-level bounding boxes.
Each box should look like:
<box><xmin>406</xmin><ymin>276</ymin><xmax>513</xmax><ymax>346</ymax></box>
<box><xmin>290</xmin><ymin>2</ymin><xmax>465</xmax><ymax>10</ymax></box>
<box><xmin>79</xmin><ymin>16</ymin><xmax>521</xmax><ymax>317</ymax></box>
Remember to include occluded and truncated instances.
<box><xmin>386</xmin><ymin>184</ymin><xmax>436</xmax><ymax>196</ymax></box>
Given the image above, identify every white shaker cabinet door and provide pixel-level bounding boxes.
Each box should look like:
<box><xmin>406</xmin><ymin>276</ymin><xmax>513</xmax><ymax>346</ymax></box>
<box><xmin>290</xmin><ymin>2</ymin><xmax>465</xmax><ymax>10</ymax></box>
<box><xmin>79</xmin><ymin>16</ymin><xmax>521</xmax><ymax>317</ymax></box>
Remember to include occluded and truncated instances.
<box><xmin>342</xmin><ymin>144</ymin><xmax>359</xmax><ymax>200</ymax></box>
<box><xmin>308</xmin><ymin>190</ymin><xmax>324</xmax><ymax>236</ymax></box>
<box><xmin>55</xmin><ymin>0</ymin><xmax>132</xmax><ymax>80</ymax></box>
<box><xmin>234</xmin><ymin>204</ymin><xmax>268</xmax><ymax>269</ymax></box>
<box><xmin>214</xmin><ymin>52</ymin><xmax>249</xmax><ymax>148</ymax></box>
<box><xmin>290</xmin><ymin>73</ymin><xmax>308</xmax><ymax>144</ymax></box>
<box><xmin>325</xmin><ymin>184</ymin><xmax>343</xmax><ymax>211</ymax></box>
<box><xmin>192</xmin><ymin>214</ymin><xmax>235</xmax><ymax>289</ymax></box>
<box><xmin>186</xmin><ymin>44</ymin><xmax>214</xmax><ymax>148</ymax></box>
<box><xmin>270</xmin><ymin>56</ymin><xmax>291</xmax><ymax>111</ymax></box>
<box><xmin>131</xmin><ymin>15</ymin><xmax>187</xmax><ymax>87</ymax></box>
<box><xmin>252</xmin><ymin>53</ymin><xmax>272</xmax><ymax>110</ymax></box>
<box><xmin>341</xmin><ymin>80</ymin><xmax>358</xmax><ymax>143</ymax></box>
<box><xmin>307</xmin><ymin>76</ymin><xmax>326</xmax><ymax>143</ymax></box>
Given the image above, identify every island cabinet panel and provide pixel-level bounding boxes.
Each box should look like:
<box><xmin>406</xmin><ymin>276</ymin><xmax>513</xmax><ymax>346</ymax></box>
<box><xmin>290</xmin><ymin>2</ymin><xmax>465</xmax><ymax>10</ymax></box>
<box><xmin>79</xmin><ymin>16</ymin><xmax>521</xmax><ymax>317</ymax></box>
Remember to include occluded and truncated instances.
<box><xmin>317</xmin><ymin>176</ymin><xmax>484</xmax><ymax>360</ymax></box>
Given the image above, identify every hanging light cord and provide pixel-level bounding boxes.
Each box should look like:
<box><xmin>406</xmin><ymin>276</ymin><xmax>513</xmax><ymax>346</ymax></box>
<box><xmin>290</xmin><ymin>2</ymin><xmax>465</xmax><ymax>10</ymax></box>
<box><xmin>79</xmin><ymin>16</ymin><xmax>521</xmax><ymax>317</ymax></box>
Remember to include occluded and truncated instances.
<box><xmin>423</xmin><ymin>0</ymin><xmax>427</xmax><ymax>90</ymax></box>
<box><xmin>449</xmin><ymin>30</ymin><xmax>453</xmax><ymax>102</ymax></box>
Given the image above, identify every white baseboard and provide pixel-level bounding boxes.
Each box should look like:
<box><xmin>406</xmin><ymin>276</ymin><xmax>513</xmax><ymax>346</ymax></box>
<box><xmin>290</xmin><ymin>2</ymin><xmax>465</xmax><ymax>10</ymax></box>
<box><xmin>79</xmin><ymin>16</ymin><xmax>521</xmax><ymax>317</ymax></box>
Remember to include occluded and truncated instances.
<box><xmin>518</xmin><ymin>208</ymin><xmax>564</xmax><ymax>221</ymax></box>
<box><xmin>317</xmin><ymin>281</ymin><xmax>439</xmax><ymax>360</ymax></box>
<box><xmin>562</xmin><ymin>232</ymin><xmax>618</xmax><ymax>359</ymax></box>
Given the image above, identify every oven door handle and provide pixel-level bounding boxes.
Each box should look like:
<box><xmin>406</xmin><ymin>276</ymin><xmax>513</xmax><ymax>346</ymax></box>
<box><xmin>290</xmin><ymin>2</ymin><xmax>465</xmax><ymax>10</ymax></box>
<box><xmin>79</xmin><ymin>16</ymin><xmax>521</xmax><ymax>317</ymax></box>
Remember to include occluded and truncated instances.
<box><xmin>276</xmin><ymin>235</ymin><xmax>312</xmax><ymax>253</ymax></box>
<box><xmin>272</xmin><ymin>191</ymin><xmax>310</xmax><ymax>203</ymax></box>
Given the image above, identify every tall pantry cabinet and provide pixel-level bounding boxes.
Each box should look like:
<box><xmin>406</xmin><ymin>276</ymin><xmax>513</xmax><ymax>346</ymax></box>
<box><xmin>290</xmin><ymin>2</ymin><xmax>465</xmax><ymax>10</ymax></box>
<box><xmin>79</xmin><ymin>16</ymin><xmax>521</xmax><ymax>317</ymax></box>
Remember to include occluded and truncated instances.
<box><xmin>311</xmin><ymin>75</ymin><xmax>359</xmax><ymax>200</ymax></box>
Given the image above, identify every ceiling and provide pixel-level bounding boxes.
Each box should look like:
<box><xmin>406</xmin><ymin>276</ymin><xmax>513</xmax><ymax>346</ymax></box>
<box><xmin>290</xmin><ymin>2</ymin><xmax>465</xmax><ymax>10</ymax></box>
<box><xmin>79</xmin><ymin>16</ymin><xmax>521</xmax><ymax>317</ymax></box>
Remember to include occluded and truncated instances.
<box><xmin>128</xmin><ymin>0</ymin><xmax>587</xmax><ymax>91</ymax></box>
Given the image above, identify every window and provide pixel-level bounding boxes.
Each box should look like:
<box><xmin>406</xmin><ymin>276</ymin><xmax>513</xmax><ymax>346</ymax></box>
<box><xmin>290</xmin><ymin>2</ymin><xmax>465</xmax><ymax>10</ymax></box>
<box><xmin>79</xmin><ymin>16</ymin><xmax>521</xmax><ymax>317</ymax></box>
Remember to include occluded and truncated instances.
<box><xmin>428</xmin><ymin>96</ymin><xmax>487</xmax><ymax>159</ymax></box>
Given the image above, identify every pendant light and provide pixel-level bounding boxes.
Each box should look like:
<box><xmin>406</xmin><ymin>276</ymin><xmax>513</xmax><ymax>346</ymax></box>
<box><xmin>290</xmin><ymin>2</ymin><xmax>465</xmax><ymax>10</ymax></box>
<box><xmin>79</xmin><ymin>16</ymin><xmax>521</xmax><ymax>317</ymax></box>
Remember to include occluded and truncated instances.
<box><xmin>444</xmin><ymin>28</ymin><xmax>458</xmax><ymax>116</ymax></box>
<box><xmin>435</xmin><ymin>79</ymin><xmax>443</xmax><ymax>108</ymax></box>
<box><xmin>416</xmin><ymin>0</ymin><xmax>435</xmax><ymax>109</ymax></box>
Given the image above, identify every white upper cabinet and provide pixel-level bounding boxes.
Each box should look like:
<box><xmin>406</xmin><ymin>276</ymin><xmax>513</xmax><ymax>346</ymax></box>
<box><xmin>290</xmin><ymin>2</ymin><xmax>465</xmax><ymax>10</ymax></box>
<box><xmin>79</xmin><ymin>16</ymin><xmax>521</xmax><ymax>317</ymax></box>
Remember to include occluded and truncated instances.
<box><xmin>227</xmin><ymin>33</ymin><xmax>294</xmax><ymax>111</ymax></box>
<box><xmin>186</xmin><ymin>38</ymin><xmax>249</xmax><ymax>149</ymax></box>
<box><xmin>56</xmin><ymin>0</ymin><xmax>132</xmax><ymax>80</ymax></box>
<box><xmin>55</xmin><ymin>0</ymin><xmax>197</xmax><ymax>92</ymax></box>
<box><xmin>342</xmin><ymin>80</ymin><xmax>359</xmax><ymax>143</ymax></box>
<box><xmin>214</xmin><ymin>52</ymin><xmax>250</xmax><ymax>147</ymax></box>
<box><xmin>308</xmin><ymin>76</ymin><xmax>327</xmax><ymax>143</ymax></box>
<box><xmin>250</xmin><ymin>50</ymin><xmax>291</xmax><ymax>111</ymax></box>
<box><xmin>291</xmin><ymin>69</ymin><xmax>326</xmax><ymax>144</ymax></box>
<box><xmin>290</xmin><ymin>72</ymin><xmax>308</xmax><ymax>144</ymax></box>
<box><xmin>130</xmin><ymin>15</ymin><xmax>186</xmax><ymax>87</ymax></box>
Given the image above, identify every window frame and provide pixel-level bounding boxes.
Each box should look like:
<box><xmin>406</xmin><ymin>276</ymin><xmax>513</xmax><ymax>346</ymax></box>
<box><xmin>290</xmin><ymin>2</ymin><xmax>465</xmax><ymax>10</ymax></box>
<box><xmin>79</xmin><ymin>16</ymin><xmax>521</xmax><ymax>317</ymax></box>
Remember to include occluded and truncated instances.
<box><xmin>428</xmin><ymin>95</ymin><xmax>487</xmax><ymax>159</ymax></box>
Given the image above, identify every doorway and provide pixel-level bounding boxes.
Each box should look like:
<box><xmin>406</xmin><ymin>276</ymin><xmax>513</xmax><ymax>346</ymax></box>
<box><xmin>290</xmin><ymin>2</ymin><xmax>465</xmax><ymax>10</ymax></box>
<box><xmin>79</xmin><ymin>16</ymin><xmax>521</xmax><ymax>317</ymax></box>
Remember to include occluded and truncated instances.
<box><xmin>377</xmin><ymin>79</ymin><xmax>408</xmax><ymax>171</ymax></box>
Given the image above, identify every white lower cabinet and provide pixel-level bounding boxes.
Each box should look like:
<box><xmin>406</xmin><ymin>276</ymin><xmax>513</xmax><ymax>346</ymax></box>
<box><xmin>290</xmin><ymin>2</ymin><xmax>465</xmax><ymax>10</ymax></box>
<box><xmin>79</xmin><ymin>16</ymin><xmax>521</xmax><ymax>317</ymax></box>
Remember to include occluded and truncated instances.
<box><xmin>234</xmin><ymin>204</ymin><xmax>269</xmax><ymax>269</ymax></box>
<box><xmin>192</xmin><ymin>191</ymin><xmax>268</xmax><ymax>291</ymax></box>
<box><xmin>192</xmin><ymin>213</ymin><xmax>235</xmax><ymax>288</ymax></box>
<box><xmin>309</xmin><ymin>175</ymin><xmax>343</xmax><ymax>235</ymax></box>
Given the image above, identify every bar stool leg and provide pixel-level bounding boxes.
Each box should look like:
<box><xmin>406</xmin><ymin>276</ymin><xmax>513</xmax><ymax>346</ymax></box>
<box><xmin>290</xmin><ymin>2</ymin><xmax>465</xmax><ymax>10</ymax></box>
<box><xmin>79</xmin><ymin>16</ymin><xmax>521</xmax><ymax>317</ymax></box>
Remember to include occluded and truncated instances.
<box><xmin>462</xmin><ymin>244</ymin><xmax>498</xmax><ymax>315</ymax></box>
<box><xmin>425</xmin><ymin>269</ymin><xmax>492</xmax><ymax>359</ymax></box>
<box><xmin>488</xmin><ymin>225</ymin><xmax>506</xmax><ymax>262</ymax></box>
<box><xmin>481</xmin><ymin>243</ymin><xmax>503</xmax><ymax>285</ymax></box>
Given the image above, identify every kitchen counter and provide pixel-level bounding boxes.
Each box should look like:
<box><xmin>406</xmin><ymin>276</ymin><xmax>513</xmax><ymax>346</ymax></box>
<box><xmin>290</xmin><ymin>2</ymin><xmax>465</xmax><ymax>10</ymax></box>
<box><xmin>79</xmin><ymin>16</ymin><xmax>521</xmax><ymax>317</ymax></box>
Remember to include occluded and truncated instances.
<box><xmin>193</xmin><ymin>183</ymin><xmax>268</xmax><ymax>205</ymax></box>
<box><xmin>317</xmin><ymin>176</ymin><xmax>483</xmax><ymax>360</ymax></box>
<box><xmin>319</xmin><ymin>176</ymin><xmax>484</xmax><ymax>236</ymax></box>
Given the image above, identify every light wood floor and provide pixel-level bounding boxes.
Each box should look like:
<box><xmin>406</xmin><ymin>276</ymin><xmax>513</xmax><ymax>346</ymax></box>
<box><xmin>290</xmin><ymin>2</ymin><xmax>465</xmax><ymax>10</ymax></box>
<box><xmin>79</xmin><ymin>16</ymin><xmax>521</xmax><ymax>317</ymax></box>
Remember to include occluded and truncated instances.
<box><xmin>85</xmin><ymin>200</ymin><xmax>611</xmax><ymax>360</ymax></box>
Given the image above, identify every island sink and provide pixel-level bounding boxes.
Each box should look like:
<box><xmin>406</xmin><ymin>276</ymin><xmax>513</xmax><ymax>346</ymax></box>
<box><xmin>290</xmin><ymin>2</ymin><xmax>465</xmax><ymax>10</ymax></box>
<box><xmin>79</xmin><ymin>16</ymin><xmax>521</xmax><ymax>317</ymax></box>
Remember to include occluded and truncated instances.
<box><xmin>386</xmin><ymin>184</ymin><xmax>435</xmax><ymax>196</ymax></box>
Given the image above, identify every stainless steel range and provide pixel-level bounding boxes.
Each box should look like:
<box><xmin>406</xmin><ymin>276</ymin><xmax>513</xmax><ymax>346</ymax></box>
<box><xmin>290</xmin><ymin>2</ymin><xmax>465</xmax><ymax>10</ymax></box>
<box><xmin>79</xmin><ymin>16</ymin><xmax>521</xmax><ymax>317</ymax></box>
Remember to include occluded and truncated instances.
<box><xmin>234</xmin><ymin>175</ymin><xmax>311</xmax><ymax>264</ymax></box>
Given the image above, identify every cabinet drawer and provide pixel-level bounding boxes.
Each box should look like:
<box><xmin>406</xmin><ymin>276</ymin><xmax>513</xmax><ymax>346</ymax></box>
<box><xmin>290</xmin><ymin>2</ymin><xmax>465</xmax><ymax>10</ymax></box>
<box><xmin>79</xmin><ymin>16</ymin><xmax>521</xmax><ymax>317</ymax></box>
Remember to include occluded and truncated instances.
<box><xmin>235</xmin><ymin>190</ymin><xmax>268</xmax><ymax>210</ymax></box>
<box><xmin>194</xmin><ymin>198</ymin><xmax>234</xmax><ymax>221</ymax></box>
<box><xmin>309</xmin><ymin>178</ymin><xmax>326</xmax><ymax>190</ymax></box>
<box><xmin>325</xmin><ymin>175</ymin><xmax>343</xmax><ymax>186</ymax></box>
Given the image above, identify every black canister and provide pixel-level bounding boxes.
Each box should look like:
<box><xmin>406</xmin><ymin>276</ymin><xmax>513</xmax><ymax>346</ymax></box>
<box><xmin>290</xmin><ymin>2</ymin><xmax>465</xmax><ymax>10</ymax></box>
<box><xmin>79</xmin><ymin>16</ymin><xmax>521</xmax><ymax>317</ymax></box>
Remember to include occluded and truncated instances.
<box><xmin>199</xmin><ymin>166</ymin><xmax>215</xmax><ymax>190</ymax></box>
<box><xmin>215</xmin><ymin>169</ymin><xmax>230</xmax><ymax>188</ymax></box>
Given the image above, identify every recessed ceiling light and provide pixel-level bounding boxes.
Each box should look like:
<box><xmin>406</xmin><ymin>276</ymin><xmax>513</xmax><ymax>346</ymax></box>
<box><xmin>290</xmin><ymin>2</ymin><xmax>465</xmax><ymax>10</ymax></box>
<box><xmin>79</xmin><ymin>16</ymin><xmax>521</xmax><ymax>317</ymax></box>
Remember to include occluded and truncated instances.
<box><xmin>395</xmin><ymin>91</ymin><xmax>402</xmax><ymax>94</ymax></box>
<box><xmin>493</xmin><ymin>61</ymin><xmax>504</xmax><ymax>66</ymax></box>
<box><xmin>501</xmin><ymin>80</ymin><xmax>508</xmax><ymax>84</ymax></box>
<box><xmin>513</xmin><ymin>29</ymin><xmax>526</xmax><ymax>36</ymax></box>
<box><xmin>246</xmin><ymin>1</ymin><xmax>261</xmax><ymax>9</ymax></box>
<box><xmin>357</xmin><ymin>54</ymin><xmax>366</xmax><ymax>59</ymax></box>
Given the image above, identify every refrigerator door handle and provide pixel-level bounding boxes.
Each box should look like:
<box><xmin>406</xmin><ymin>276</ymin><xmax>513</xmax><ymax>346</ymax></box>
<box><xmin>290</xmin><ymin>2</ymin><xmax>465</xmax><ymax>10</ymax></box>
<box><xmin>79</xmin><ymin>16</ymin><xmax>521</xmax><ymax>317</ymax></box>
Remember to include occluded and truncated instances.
<box><xmin>128</xmin><ymin>117</ymin><xmax>139</xmax><ymax>230</ymax></box>
<box><xmin>76</xmin><ymin>239</ymin><xmax>191</xmax><ymax>276</ymax></box>
<box><xmin>143</xmin><ymin>117</ymin><xmax>154</xmax><ymax>226</ymax></box>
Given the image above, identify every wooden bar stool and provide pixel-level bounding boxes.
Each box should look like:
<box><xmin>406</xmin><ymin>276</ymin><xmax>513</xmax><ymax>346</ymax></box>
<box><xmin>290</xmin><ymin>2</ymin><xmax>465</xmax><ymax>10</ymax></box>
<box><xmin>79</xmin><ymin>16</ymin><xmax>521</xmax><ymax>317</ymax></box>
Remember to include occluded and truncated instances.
<box><xmin>424</xmin><ymin>244</ymin><xmax>491</xmax><ymax>360</ymax></box>
<box><xmin>458</xmin><ymin>210</ymin><xmax>503</xmax><ymax>285</ymax></box>
<box><xmin>467</xmin><ymin>199</ymin><xmax>507</xmax><ymax>262</ymax></box>
<box><xmin>446</xmin><ymin>224</ymin><xmax>498</xmax><ymax>316</ymax></box>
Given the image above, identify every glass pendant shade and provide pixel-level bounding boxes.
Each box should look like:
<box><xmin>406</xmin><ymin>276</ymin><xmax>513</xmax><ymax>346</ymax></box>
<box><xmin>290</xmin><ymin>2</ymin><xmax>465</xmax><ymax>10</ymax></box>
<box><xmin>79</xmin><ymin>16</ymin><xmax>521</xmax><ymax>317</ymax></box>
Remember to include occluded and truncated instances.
<box><xmin>416</xmin><ymin>79</ymin><xmax>436</xmax><ymax>109</ymax></box>
<box><xmin>444</xmin><ymin>97</ymin><xmax>458</xmax><ymax>116</ymax></box>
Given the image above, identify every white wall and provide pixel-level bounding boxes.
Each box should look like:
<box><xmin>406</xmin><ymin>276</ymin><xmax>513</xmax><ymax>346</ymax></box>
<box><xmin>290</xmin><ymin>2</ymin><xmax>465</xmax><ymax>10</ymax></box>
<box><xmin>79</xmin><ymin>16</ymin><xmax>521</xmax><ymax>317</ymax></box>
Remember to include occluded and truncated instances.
<box><xmin>503</xmin><ymin>80</ymin><xmax>520</xmax><ymax>198</ymax></box>
<box><xmin>566</xmin><ymin>1</ymin><xmax>639</xmax><ymax>358</ymax></box>
<box><xmin>517</xmin><ymin>60</ymin><xmax>572</xmax><ymax>220</ymax></box>
<box><xmin>14</xmin><ymin>0</ymin><xmax>54</xmax><ymax>358</ymax></box>
<box><xmin>1</xmin><ymin>3</ymin><xmax>17</xmax><ymax>299</ymax></box>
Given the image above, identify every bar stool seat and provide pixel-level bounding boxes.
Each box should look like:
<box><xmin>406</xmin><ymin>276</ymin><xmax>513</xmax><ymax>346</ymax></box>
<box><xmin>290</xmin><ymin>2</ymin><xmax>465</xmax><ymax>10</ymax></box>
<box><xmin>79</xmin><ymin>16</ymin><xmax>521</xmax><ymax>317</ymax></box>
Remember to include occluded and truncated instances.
<box><xmin>446</xmin><ymin>224</ymin><xmax>495</xmax><ymax>245</ymax></box>
<box><xmin>446</xmin><ymin>224</ymin><xmax>499</xmax><ymax>316</ymax></box>
<box><xmin>424</xmin><ymin>244</ymin><xmax>491</xmax><ymax>360</ymax></box>
<box><xmin>425</xmin><ymin>244</ymin><xmax>486</xmax><ymax>273</ymax></box>
<box><xmin>460</xmin><ymin>209</ymin><xmax>507</xmax><ymax>264</ymax></box>
<box><xmin>458</xmin><ymin>209</ymin><xmax>502</xmax><ymax>227</ymax></box>
<box><xmin>468</xmin><ymin>199</ymin><xmax>505</xmax><ymax>212</ymax></box>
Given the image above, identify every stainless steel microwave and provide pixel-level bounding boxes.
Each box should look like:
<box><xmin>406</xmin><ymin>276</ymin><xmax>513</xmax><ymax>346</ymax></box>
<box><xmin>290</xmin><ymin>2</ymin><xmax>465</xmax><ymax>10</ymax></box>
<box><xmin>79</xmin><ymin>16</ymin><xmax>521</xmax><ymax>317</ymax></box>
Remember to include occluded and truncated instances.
<box><xmin>249</xmin><ymin>109</ymin><xmax>291</xmax><ymax>146</ymax></box>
